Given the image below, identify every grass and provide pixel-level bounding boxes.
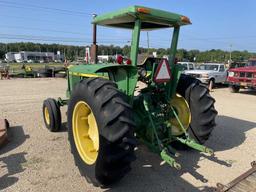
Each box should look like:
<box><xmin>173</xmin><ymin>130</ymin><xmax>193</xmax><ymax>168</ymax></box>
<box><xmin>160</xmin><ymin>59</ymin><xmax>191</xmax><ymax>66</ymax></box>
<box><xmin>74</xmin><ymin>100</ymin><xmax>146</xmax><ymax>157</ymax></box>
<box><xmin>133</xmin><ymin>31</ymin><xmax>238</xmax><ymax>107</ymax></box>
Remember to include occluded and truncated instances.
<box><xmin>8</xmin><ymin>63</ymin><xmax>65</xmax><ymax>72</ymax></box>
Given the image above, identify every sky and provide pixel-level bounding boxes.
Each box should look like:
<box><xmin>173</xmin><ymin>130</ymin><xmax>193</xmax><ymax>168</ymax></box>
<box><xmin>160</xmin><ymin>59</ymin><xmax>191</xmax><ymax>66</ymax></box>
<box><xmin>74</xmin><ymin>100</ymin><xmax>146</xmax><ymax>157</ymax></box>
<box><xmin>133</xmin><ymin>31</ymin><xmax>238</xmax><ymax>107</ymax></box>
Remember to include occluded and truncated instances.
<box><xmin>0</xmin><ymin>0</ymin><xmax>256</xmax><ymax>52</ymax></box>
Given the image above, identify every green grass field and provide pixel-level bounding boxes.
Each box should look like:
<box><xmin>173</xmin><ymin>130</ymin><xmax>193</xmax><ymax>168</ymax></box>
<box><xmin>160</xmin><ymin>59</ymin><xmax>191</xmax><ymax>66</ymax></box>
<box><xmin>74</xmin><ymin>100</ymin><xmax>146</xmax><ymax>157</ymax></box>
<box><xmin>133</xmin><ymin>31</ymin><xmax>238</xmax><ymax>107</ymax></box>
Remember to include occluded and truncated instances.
<box><xmin>8</xmin><ymin>63</ymin><xmax>65</xmax><ymax>72</ymax></box>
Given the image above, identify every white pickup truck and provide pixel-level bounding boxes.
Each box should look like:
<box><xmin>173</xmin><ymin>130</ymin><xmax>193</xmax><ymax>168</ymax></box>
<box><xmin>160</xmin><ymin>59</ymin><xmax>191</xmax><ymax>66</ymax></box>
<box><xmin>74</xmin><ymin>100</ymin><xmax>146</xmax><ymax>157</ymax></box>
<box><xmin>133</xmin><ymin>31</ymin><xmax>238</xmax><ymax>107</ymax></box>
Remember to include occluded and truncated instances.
<box><xmin>178</xmin><ymin>62</ymin><xmax>196</xmax><ymax>72</ymax></box>
<box><xmin>184</xmin><ymin>63</ymin><xmax>227</xmax><ymax>85</ymax></box>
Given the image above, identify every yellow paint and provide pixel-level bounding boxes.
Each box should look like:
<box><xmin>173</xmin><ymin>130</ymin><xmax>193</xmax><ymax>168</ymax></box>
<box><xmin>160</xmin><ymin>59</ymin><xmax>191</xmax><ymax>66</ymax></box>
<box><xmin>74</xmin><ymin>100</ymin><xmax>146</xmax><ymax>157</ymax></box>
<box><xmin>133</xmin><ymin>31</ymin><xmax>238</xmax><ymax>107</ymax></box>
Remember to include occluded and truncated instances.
<box><xmin>25</xmin><ymin>66</ymin><xmax>32</xmax><ymax>72</ymax></box>
<box><xmin>72</xmin><ymin>101</ymin><xmax>99</xmax><ymax>165</ymax></box>
<box><xmin>44</xmin><ymin>107</ymin><xmax>50</xmax><ymax>125</ymax></box>
<box><xmin>169</xmin><ymin>94</ymin><xmax>191</xmax><ymax>136</ymax></box>
<box><xmin>69</xmin><ymin>72</ymin><xmax>108</xmax><ymax>79</ymax></box>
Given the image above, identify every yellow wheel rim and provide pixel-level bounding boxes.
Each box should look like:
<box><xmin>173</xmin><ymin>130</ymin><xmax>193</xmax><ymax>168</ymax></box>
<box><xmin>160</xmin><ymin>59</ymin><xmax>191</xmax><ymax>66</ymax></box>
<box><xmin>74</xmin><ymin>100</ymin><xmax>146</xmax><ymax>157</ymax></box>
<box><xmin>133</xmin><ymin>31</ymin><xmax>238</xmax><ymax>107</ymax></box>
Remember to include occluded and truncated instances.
<box><xmin>72</xmin><ymin>101</ymin><xmax>99</xmax><ymax>165</ymax></box>
<box><xmin>44</xmin><ymin>107</ymin><xmax>50</xmax><ymax>125</ymax></box>
<box><xmin>169</xmin><ymin>94</ymin><xmax>191</xmax><ymax>136</ymax></box>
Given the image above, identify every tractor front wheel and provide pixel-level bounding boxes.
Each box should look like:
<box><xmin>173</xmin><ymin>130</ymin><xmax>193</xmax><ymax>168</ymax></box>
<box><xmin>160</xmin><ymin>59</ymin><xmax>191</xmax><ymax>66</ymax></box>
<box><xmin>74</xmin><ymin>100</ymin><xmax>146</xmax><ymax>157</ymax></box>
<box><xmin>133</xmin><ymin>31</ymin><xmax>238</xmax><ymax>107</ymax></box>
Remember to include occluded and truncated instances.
<box><xmin>42</xmin><ymin>98</ymin><xmax>61</xmax><ymax>132</ymax></box>
<box><xmin>68</xmin><ymin>78</ymin><xmax>136</xmax><ymax>187</ymax></box>
<box><xmin>177</xmin><ymin>74</ymin><xmax>217</xmax><ymax>144</ymax></box>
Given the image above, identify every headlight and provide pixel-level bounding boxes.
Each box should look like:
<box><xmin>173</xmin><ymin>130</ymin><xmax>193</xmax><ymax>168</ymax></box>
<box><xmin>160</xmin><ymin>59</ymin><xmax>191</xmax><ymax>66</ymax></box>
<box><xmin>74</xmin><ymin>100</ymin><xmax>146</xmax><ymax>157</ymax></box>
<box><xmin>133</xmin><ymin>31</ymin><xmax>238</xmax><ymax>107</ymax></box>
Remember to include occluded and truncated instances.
<box><xmin>201</xmin><ymin>74</ymin><xmax>209</xmax><ymax>78</ymax></box>
<box><xmin>228</xmin><ymin>72</ymin><xmax>234</xmax><ymax>77</ymax></box>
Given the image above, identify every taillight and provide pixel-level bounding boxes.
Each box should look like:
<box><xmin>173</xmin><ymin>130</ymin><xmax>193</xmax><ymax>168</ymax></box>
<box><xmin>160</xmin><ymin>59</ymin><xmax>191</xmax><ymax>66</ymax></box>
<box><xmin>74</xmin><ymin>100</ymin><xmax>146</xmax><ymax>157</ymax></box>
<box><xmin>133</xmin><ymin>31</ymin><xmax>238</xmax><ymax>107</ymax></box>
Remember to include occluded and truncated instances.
<box><xmin>116</xmin><ymin>55</ymin><xmax>123</xmax><ymax>64</ymax></box>
<box><xmin>126</xmin><ymin>59</ymin><xmax>132</xmax><ymax>65</ymax></box>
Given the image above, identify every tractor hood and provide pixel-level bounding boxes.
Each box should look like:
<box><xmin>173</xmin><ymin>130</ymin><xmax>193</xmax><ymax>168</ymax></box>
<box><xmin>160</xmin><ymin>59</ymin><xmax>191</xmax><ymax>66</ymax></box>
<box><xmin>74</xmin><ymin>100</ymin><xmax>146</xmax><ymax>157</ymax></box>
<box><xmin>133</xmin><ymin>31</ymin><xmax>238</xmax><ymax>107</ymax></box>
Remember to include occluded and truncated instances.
<box><xmin>68</xmin><ymin>63</ymin><xmax>137</xmax><ymax>74</ymax></box>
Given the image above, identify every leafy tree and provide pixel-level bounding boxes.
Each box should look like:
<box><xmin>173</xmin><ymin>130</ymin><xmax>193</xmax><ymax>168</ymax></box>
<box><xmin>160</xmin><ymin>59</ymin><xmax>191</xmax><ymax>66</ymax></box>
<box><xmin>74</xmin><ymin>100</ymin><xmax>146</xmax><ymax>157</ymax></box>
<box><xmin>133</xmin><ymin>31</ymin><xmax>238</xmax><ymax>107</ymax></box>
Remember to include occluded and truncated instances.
<box><xmin>0</xmin><ymin>42</ymin><xmax>255</xmax><ymax>63</ymax></box>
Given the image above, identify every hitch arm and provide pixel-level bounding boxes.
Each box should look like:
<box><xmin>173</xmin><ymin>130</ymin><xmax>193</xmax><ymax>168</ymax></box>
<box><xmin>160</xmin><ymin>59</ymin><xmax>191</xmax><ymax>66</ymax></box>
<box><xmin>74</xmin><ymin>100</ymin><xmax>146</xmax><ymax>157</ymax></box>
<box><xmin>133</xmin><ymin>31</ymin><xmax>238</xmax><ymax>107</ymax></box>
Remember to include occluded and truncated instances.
<box><xmin>160</xmin><ymin>149</ymin><xmax>181</xmax><ymax>170</ymax></box>
<box><xmin>176</xmin><ymin>137</ymin><xmax>214</xmax><ymax>155</ymax></box>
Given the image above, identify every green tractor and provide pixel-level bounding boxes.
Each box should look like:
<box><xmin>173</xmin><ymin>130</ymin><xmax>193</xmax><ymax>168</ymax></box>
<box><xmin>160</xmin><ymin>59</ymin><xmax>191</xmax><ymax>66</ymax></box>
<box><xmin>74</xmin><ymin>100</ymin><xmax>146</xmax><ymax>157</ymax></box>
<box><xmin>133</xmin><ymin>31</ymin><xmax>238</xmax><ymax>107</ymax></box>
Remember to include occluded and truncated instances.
<box><xmin>42</xmin><ymin>6</ymin><xmax>217</xmax><ymax>187</ymax></box>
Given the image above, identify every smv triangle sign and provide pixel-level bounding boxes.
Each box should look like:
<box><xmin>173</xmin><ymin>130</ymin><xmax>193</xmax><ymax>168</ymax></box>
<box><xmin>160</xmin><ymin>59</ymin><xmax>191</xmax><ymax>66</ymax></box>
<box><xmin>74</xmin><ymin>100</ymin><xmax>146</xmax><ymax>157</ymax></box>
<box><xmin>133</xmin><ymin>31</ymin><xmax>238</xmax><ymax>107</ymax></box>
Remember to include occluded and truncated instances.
<box><xmin>154</xmin><ymin>58</ymin><xmax>172</xmax><ymax>83</ymax></box>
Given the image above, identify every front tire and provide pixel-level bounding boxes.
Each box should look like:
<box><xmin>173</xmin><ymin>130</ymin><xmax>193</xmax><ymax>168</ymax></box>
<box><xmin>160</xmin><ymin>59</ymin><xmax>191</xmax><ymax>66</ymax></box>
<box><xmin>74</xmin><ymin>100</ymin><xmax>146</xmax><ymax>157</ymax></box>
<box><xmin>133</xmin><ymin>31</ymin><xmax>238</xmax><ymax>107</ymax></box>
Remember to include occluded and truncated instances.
<box><xmin>208</xmin><ymin>78</ymin><xmax>215</xmax><ymax>91</ymax></box>
<box><xmin>42</xmin><ymin>98</ymin><xmax>61</xmax><ymax>132</ymax></box>
<box><xmin>177</xmin><ymin>74</ymin><xmax>217</xmax><ymax>144</ymax></box>
<box><xmin>68</xmin><ymin>78</ymin><xmax>136</xmax><ymax>187</ymax></box>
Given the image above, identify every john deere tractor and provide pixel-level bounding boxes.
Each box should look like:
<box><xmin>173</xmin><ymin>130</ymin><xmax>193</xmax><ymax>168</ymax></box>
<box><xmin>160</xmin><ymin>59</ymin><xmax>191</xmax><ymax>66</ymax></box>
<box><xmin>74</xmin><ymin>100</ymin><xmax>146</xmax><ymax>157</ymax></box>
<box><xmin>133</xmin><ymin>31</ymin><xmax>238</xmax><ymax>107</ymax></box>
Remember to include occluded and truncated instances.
<box><xmin>42</xmin><ymin>6</ymin><xmax>217</xmax><ymax>187</ymax></box>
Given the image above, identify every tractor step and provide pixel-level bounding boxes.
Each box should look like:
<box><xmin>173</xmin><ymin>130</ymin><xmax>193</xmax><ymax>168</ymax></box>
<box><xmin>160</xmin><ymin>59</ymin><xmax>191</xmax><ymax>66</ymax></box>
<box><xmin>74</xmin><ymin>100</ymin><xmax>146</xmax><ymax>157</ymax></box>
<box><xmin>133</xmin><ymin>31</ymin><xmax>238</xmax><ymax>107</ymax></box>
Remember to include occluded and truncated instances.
<box><xmin>0</xmin><ymin>118</ymin><xmax>9</xmax><ymax>147</ymax></box>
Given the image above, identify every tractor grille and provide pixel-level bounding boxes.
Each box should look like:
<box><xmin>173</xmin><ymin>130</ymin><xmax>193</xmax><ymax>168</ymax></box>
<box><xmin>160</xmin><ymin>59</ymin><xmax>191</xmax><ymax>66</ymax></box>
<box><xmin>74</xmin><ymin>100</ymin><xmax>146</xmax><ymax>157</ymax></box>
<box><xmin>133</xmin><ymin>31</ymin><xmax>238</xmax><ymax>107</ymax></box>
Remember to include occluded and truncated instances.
<box><xmin>239</xmin><ymin>72</ymin><xmax>253</xmax><ymax>78</ymax></box>
<box><xmin>240</xmin><ymin>72</ymin><xmax>245</xmax><ymax>77</ymax></box>
<box><xmin>246</xmin><ymin>72</ymin><xmax>253</xmax><ymax>78</ymax></box>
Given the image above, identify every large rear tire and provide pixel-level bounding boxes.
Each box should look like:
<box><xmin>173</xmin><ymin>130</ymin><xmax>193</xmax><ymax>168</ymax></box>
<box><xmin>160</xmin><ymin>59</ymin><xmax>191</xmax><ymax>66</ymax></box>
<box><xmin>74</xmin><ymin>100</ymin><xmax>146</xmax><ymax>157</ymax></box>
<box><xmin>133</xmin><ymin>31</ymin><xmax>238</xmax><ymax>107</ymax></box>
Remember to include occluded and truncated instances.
<box><xmin>68</xmin><ymin>78</ymin><xmax>136</xmax><ymax>187</ymax></box>
<box><xmin>177</xmin><ymin>74</ymin><xmax>217</xmax><ymax>144</ymax></box>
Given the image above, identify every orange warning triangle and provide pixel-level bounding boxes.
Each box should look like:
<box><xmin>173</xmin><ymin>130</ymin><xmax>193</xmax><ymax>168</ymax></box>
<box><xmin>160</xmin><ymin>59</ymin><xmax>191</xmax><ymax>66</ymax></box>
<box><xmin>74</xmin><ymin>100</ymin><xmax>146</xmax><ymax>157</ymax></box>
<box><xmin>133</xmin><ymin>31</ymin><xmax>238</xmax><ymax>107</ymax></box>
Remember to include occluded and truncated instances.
<box><xmin>154</xmin><ymin>58</ymin><xmax>172</xmax><ymax>83</ymax></box>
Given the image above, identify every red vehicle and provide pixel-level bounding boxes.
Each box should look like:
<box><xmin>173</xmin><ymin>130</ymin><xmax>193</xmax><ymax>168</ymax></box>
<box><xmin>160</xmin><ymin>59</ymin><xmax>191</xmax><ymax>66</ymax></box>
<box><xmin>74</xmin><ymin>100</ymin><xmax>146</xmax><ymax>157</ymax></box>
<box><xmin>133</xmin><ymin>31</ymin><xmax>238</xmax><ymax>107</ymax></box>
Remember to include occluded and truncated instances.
<box><xmin>227</xmin><ymin>58</ymin><xmax>256</xmax><ymax>93</ymax></box>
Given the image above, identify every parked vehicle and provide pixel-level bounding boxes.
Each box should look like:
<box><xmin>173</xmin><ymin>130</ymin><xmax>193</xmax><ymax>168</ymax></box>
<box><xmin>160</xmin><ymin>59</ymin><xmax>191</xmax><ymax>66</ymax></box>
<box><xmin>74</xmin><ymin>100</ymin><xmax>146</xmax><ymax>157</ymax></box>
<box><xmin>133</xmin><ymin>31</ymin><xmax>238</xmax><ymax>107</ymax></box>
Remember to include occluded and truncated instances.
<box><xmin>178</xmin><ymin>62</ymin><xmax>196</xmax><ymax>72</ymax></box>
<box><xmin>185</xmin><ymin>63</ymin><xmax>227</xmax><ymax>86</ymax></box>
<box><xmin>229</xmin><ymin>61</ymin><xmax>246</xmax><ymax>69</ymax></box>
<box><xmin>227</xmin><ymin>58</ymin><xmax>256</xmax><ymax>93</ymax></box>
<box><xmin>28</xmin><ymin>59</ymin><xmax>35</xmax><ymax>63</ymax></box>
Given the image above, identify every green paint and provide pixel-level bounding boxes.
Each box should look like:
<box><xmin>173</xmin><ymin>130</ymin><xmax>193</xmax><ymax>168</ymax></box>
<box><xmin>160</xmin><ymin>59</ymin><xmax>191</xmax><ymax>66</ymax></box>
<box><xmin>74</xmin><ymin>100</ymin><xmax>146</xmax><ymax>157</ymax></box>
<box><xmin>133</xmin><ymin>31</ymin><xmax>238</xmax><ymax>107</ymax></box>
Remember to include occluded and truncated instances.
<box><xmin>93</xmin><ymin>5</ymin><xmax>191</xmax><ymax>30</ymax></box>
<box><xmin>170</xmin><ymin>105</ymin><xmax>188</xmax><ymax>137</ymax></box>
<box><xmin>161</xmin><ymin>149</ymin><xmax>181</xmax><ymax>170</ymax></box>
<box><xmin>176</xmin><ymin>137</ymin><xmax>214</xmax><ymax>155</ymax></box>
<box><xmin>57</xmin><ymin>97</ymin><xmax>68</xmax><ymax>107</ymax></box>
<box><xmin>169</xmin><ymin>27</ymin><xmax>180</xmax><ymax>69</ymax></box>
<box><xmin>168</xmin><ymin>27</ymin><xmax>181</xmax><ymax>98</ymax></box>
<box><xmin>67</xmin><ymin>64</ymin><xmax>137</xmax><ymax>99</ymax></box>
<box><xmin>130</xmin><ymin>19</ymin><xmax>141</xmax><ymax>67</ymax></box>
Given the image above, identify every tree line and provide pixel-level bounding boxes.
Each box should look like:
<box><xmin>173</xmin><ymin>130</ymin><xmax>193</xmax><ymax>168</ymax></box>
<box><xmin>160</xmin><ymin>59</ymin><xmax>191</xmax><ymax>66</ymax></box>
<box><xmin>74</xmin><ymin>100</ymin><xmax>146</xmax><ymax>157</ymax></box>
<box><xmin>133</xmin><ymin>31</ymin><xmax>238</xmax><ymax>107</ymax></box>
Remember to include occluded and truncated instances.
<box><xmin>0</xmin><ymin>42</ymin><xmax>255</xmax><ymax>62</ymax></box>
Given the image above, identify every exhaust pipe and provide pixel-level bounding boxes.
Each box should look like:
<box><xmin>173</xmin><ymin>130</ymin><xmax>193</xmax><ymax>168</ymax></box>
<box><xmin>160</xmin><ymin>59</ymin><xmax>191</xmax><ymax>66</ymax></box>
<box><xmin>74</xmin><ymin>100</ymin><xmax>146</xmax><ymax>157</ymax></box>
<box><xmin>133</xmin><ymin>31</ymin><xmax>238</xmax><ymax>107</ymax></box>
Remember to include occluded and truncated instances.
<box><xmin>91</xmin><ymin>14</ymin><xmax>98</xmax><ymax>64</ymax></box>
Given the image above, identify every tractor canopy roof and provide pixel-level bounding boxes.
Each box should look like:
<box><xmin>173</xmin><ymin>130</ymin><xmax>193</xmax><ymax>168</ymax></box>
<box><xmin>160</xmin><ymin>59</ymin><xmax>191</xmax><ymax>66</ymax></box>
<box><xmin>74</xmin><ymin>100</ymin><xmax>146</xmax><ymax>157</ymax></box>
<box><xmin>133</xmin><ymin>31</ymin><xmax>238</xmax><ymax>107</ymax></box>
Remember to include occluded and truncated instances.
<box><xmin>93</xmin><ymin>5</ymin><xmax>191</xmax><ymax>30</ymax></box>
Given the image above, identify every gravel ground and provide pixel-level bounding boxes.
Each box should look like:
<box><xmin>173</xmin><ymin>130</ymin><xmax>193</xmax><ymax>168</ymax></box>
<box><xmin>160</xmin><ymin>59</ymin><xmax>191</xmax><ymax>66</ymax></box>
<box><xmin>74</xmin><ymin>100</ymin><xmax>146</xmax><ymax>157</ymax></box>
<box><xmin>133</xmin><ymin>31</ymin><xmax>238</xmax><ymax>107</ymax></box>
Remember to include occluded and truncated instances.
<box><xmin>0</xmin><ymin>78</ymin><xmax>255</xmax><ymax>192</ymax></box>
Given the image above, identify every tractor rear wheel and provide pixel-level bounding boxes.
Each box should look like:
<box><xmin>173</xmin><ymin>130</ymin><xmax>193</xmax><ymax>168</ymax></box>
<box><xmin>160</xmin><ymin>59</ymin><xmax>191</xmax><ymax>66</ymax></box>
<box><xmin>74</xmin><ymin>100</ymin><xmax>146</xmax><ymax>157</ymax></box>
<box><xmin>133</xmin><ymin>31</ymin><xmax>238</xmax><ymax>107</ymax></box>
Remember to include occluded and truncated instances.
<box><xmin>68</xmin><ymin>78</ymin><xmax>136</xmax><ymax>187</ymax></box>
<box><xmin>177</xmin><ymin>74</ymin><xmax>217</xmax><ymax>144</ymax></box>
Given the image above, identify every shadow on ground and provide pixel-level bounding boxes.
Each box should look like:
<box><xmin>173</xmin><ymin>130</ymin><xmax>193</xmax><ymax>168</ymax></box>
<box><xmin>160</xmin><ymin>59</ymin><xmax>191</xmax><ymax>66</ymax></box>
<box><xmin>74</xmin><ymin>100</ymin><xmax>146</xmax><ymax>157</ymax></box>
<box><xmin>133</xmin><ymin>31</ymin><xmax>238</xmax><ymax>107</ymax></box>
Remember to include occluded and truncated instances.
<box><xmin>207</xmin><ymin>115</ymin><xmax>256</xmax><ymax>152</ymax></box>
<box><xmin>214</xmin><ymin>85</ymin><xmax>256</xmax><ymax>96</ymax></box>
<box><xmin>0</xmin><ymin>126</ymin><xmax>29</xmax><ymax>191</ymax></box>
<box><xmin>104</xmin><ymin>115</ymin><xmax>256</xmax><ymax>192</ymax></box>
<box><xmin>59</xmin><ymin>122</ymin><xmax>68</xmax><ymax>132</ymax></box>
<box><xmin>238</xmin><ymin>89</ymin><xmax>256</xmax><ymax>96</ymax></box>
<box><xmin>213</xmin><ymin>84</ymin><xmax>229</xmax><ymax>89</ymax></box>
